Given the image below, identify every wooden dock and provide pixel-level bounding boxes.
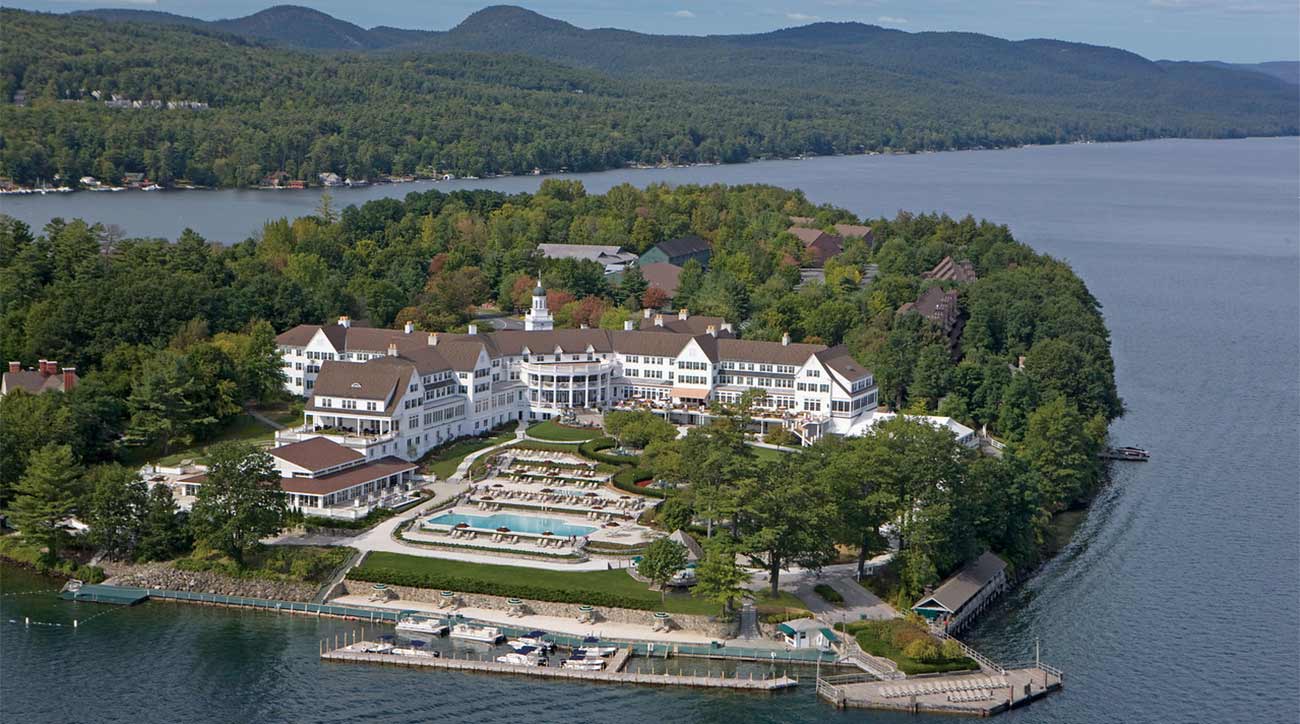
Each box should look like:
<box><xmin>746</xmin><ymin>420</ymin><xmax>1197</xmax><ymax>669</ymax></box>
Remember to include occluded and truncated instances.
<box><xmin>323</xmin><ymin>642</ymin><xmax>798</xmax><ymax>692</ymax></box>
<box><xmin>817</xmin><ymin>666</ymin><xmax>1063</xmax><ymax>717</ymax></box>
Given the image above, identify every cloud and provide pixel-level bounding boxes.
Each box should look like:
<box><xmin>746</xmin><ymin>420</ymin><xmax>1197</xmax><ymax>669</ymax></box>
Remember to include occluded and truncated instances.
<box><xmin>877</xmin><ymin>15</ymin><xmax>909</xmax><ymax>24</ymax></box>
<box><xmin>786</xmin><ymin>12</ymin><xmax>821</xmax><ymax>22</ymax></box>
<box><xmin>51</xmin><ymin>0</ymin><xmax>157</xmax><ymax>4</ymax></box>
<box><xmin>670</xmin><ymin>10</ymin><xmax>696</xmax><ymax>18</ymax></box>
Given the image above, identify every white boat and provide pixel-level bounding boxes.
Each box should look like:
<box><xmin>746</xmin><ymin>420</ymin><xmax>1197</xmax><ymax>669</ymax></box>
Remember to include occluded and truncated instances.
<box><xmin>496</xmin><ymin>646</ymin><xmax>547</xmax><ymax>666</ymax></box>
<box><xmin>396</xmin><ymin>616</ymin><xmax>449</xmax><ymax>636</ymax></box>
<box><xmin>359</xmin><ymin>642</ymin><xmax>396</xmax><ymax>654</ymax></box>
<box><xmin>508</xmin><ymin>630</ymin><xmax>555</xmax><ymax>652</ymax></box>
<box><xmin>141</xmin><ymin>184</ymin><xmax>162</xmax><ymax>191</ymax></box>
<box><xmin>450</xmin><ymin>623</ymin><xmax>504</xmax><ymax>643</ymax></box>
<box><xmin>562</xmin><ymin>656</ymin><xmax>605</xmax><ymax>670</ymax></box>
<box><xmin>392</xmin><ymin>645</ymin><xmax>440</xmax><ymax>658</ymax></box>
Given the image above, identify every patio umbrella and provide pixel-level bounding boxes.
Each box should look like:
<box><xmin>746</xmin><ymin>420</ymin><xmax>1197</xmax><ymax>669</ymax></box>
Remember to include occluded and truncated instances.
<box><xmin>455</xmin><ymin>523</ymin><xmax>469</xmax><ymax>529</ymax></box>
<box><xmin>584</xmin><ymin>492</ymin><xmax>598</xmax><ymax>497</ymax></box>
<box><xmin>496</xmin><ymin>526</ymin><xmax>511</xmax><ymax>533</ymax></box>
<box><xmin>481</xmin><ymin>496</ymin><xmax>493</xmax><ymax>501</ymax></box>
<box><xmin>543</xmin><ymin>531</ymin><xmax>554</xmax><ymax>536</ymax></box>
<box><xmin>493</xmin><ymin>483</ymin><xmax>504</xmax><ymax>488</ymax></box>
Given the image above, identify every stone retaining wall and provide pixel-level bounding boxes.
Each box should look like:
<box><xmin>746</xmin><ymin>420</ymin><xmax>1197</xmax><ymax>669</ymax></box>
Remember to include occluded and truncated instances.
<box><xmin>335</xmin><ymin>579</ymin><xmax>736</xmax><ymax>638</ymax></box>
<box><xmin>106</xmin><ymin>563</ymin><xmax>318</xmax><ymax>602</ymax></box>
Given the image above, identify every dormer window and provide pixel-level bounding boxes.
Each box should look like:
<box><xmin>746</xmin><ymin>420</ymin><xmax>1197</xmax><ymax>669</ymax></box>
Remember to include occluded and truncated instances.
<box><xmin>350</xmin><ymin>382</ymin><xmax>361</xmax><ymax>388</ymax></box>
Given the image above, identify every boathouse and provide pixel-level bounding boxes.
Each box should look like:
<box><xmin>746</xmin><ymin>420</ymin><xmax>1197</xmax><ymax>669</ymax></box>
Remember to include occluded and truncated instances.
<box><xmin>778</xmin><ymin>617</ymin><xmax>838</xmax><ymax>650</ymax></box>
<box><xmin>912</xmin><ymin>551</ymin><xmax>1008</xmax><ymax>632</ymax></box>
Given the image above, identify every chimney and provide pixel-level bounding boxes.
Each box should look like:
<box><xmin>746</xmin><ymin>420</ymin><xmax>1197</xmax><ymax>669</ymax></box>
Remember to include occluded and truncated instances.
<box><xmin>722</xmin><ymin>322</ymin><xmax>733</xmax><ymax>333</ymax></box>
<box><xmin>337</xmin><ymin>315</ymin><xmax>351</xmax><ymax>328</ymax></box>
<box><xmin>642</xmin><ymin>308</ymin><xmax>653</xmax><ymax>319</ymax></box>
<box><xmin>8</xmin><ymin>361</ymin><xmax>19</xmax><ymax>374</ymax></box>
<box><xmin>623</xmin><ymin>320</ymin><xmax>635</xmax><ymax>331</ymax></box>
<box><xmin>706</xmin><ymin>325</ymin><xmax>717</xmax><ymax>337</ymax></box>
<box><xmin>404</xmin><ymin>320</ymin><xmax>415</xmax><ymax>334</ymax></box>
<box><xmin>38</xmin><ymin>359</ymin><xmax>48</xmax><ymax>376</ymax></box>
<box><xmin>387</xmin><ymin>343</ymin><xmax>398</xmax><ymax>357</ymax></box>
<box><xmin>781</xmin><ymin>332</ymin><xmax>790</xmax><ymax>346</ymax></box>
<box><xmin>580</xmin><ymin>323</ymin><xmax>590</xmax><ymax>330</ymax></box>
<box><xmin>428</xmin><ymin>332</ymin><xmax>439</xmax><ymax>347</ymax></box>
<box><xmin>1017</xmin><ymin>355</ymin><xmax>1026</xmax><ymax>370</ymax></box>
<box><xmin>62</xmin><ymin>367</ymin><xmax>76</xmax><ymax>392</ymax></box>
<box><xmin>678</xmin><ymin>309</ymin><xmax>689</xmax><ymax>321</ymax></box>
<box><xmin>654</xmin><ymin>314</ymin><xmax>664</xmax><ymax>328</ymax></box>
<box><xmin>467</xmin><ymin>323</ymin><xmax>478</xmax><ymax>336</ymax></box>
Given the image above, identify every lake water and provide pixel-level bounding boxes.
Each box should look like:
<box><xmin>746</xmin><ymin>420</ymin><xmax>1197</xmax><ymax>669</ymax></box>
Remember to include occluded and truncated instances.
<box><xmin>3</xmin><ymin>137</ymin><xmax>1298</xmax><ymax>723</ymax></box>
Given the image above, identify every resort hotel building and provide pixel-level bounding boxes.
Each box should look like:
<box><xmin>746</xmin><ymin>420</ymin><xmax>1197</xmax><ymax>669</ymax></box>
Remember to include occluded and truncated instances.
<box><xmin>272</xmin><ymin>281</ymin><xmax>889</xmax><ymax>464</ymax></box>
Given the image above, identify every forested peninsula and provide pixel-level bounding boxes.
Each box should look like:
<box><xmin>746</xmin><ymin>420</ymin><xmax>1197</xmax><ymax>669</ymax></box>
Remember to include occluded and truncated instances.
<box><xmin>1</xmin><ymin>6</ymin><xmax>1296</xmax><ymax>189</ymax></box>
<box><xmin>0</xmin><ymin>181</ymin><xmax>1119</xmax><ymax>601</ymax></box>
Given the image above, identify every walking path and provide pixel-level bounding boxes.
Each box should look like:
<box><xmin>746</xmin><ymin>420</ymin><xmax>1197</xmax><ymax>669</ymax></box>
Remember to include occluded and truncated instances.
<box><xmin>246</xmin><ymin>408</ymin><xmax>287</xmax><ymax>431</ymax></box>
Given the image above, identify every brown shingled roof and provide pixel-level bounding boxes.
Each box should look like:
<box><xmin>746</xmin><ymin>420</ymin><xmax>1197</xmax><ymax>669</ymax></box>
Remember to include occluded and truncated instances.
<box><xmin>280</xmin><ymin>457</ymin><xmax>416</xmax><ymax>496</ymax></box>
<box><xmin>275</xmin><ymin>324</ymin><xmax>321</xmax><ymax>347</ymax></box>
<box><xmin>271</xmin><ymin>437</ymin><xmax>364</xmax><ymax>472</ymax></box>
<box><xmin>716</xmin><ymin>338</ymin><xmax>825</xmax><ymax>366</ymax></box>
<box><xmin>640</xmin><ymin>262</ymin><xmax>682</xmax><ymax>296</ymax></box>
<box><xmin>310</xmin><ymin>359</ymin><xmax>408</xmax><ymax>406</ymax></box>
<box><xmin>815</xmin><ymin>346</ymin><xmax>871</xmax><ymax>381</ymax></box>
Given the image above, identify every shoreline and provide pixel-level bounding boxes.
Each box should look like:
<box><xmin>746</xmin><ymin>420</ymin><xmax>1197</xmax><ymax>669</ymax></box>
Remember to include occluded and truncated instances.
<box><xmin>3</xmin><ymin>134</ymin><xmax>1292</xmax><ymax>199</ymax></box>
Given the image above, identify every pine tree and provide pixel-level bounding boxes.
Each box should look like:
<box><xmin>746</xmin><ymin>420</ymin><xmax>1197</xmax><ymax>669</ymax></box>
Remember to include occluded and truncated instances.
<box><xmin>137</xmin><ymin>484</ymin><xmax>191</xmax><ymax>561</ymax></box>
<box><xmin>86</xmin><ymin>465</ymin><xmax>150</xmax><ymax>561</ymax></box>
<box><xmin>692</xmin><ymin>536</ymin><xmax>751</xmax><ymax>615</ymax></box>
<box><xmin>189</xmin><ymin>442</ymin><xmax>287</xmax><ymax>566</ymax></box>
<box><xmin>239</xmin><ymin>320</ymin><xmax>287</xmax><ymax>404</ymax></box>
<box><xmin>126</xmin><ymin>352</ymin><xmax>200</xmax><ymax>454</ymax></box>
<box><xmin>10</xmin><ymin>444</ymin><xmax>81</xmax><ymax>563</ymax></box>
<box><xmin>620</xmin><ymin>263</ymin><xmax>648</xmax><ymax>310</ymax></box>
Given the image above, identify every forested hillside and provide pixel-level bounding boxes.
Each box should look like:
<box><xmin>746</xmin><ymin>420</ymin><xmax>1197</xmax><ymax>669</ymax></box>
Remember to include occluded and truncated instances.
<box><xmin>2</xmin><ymin>7</ymin><xmax>1294</xmax><ymax>188</ymax></box>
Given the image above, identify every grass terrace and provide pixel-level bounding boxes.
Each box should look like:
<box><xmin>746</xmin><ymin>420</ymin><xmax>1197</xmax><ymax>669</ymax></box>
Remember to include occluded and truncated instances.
<box><xmin>840</xmin><ymin>618</ymin><xmax>978</xmax><ymax>675</ymax></box>
<box><xmin>420</xmin><ymin>422</ymin><xmax>518</xmax><ymax>480</ymax></box>
<box><xmin>123</xmin><ymin>413</ymin><xmax>278</xmax><ymax>467</ymax></box>
<box><xmin>525</xmin><ymin>420</ymin><xmax>602</xmax><ymax>442</ymax></box>
<box><xmin>350</xmin><ymin>551</ymin><xmax>718</xmax><ymax>615</ymax></box>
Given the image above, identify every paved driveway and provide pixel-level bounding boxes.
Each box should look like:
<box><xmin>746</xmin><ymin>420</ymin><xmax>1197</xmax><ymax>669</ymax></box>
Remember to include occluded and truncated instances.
<box><xmin>792</xmin><ymin>574</ymin><xmax>899</xmax><ymax>622</ymax></box>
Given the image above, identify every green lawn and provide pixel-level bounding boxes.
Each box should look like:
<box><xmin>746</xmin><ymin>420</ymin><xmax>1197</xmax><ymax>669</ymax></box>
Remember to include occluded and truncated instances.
<box><xmin>526</xmin><ymin>419</ymin><xmax>602</xmax><ymax>442</ymax></box>
<box><xmin>252</xmin><ymin>400</ymin><xmax>304</xmax><ymax>427</ymax></box>
<box><xmin>123</xmin><ymin>413</ymin><xmax>278</xmax><ymax>467</ymax></box>
<box><xmin>746</xmin><ymin>444</ymin><xmax>798</xmax><ymax>463</ymax></box>
<box><xmin>841</xmin><ymin>619</ymin><xmax>977</xmax><ymax>675</ymax></box>
<box><xmin>351</xmin><ymin>551</ymin><xmax>717</xmax><ymax>615</ymax></box>
<box><xmin>420</xmin><ymin>423</ymin><xmax>518</xmax><ymax>480</ymax></box>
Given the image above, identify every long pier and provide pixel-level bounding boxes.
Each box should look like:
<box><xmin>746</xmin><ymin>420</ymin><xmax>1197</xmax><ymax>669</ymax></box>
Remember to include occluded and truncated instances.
<box><xmin>322</xmin><ymin>641</ymin><xmax>798</xmax><ymax>691</ymax></box>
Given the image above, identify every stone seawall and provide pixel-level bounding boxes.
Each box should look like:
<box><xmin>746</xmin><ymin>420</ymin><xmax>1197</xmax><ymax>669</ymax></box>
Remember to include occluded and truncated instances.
<box><xmin>335</xmin><ymin>580</ymin><xmax>736</xmax><ymax>638</ymax></box>
<box><xmin>106</xmin><ymin>563</ymin><xmax>318</xmax><ymax>602</ymax></box>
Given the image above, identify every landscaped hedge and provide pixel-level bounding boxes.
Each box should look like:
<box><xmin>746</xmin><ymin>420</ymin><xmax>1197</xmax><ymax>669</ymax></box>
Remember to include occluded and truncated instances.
<box><xmin>350</xmin><ymin>566</ymin><xmax>666</xmax><ymax>611</ymax></box>
<box><xmin>613</xmin><ymin>466</ymin><xmax>664</xmax><ymax>498</ymax></box>
<box><xmin>814</xmin><ymin>583</ymin><xmax>845</xmax><ymax>604</ymax></box>
<box><xmin>579</xmin><ymin>437</ymin><xmax>640</xmax><ymax>466</ymax></box>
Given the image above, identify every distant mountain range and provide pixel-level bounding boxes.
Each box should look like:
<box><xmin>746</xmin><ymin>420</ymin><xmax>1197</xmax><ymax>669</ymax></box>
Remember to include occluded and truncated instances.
<box><xmin>1</xmin><ymin>5</ymin><xmax>1293</xmax><ymax>189</ymax></box>
<box><xmin>75</xmin><ymin>4</ymin><xmax>1297</xmax><ymax>88</ymax></box>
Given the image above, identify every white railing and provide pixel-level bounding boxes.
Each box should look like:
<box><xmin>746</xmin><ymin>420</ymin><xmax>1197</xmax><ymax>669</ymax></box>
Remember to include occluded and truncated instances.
<box><xmin>930</xmin><ymin>627</ymin><xmax>1005</xmax><ymax>675</ymax></box>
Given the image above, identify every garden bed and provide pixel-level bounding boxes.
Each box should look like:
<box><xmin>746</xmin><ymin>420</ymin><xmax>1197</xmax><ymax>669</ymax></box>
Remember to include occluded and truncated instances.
<box><xmin>839</xmin><ymin>618</ymin><xmax>978</xmax><ymax>675</ymax></box>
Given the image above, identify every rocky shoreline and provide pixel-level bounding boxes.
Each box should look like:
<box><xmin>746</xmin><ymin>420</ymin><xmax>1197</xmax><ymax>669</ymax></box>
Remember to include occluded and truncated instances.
<box><xmin>106</xmin><ymin>562</ymin><xmax>319</xmax><ymax>602</ymax></box>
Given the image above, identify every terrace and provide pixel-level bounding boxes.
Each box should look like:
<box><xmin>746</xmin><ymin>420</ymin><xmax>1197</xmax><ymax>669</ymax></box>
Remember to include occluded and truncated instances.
<box><xmin>414</xmin><ymin>447</ymin><xmax>659</xmax><ymax>554</ymax></box>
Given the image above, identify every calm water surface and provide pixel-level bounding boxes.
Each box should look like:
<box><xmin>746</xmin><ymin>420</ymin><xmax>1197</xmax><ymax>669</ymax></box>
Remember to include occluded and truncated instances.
<box><xmin>3</xmin><ymin>138</ymin><xmax>1298</xmax><ymax>723</ymax></box>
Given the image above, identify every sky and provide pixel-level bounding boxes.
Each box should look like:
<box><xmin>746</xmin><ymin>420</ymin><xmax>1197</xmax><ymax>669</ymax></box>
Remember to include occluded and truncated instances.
<box><xmin>8</xmin><ymin>0</ymin><xmax>1299</xmax><ymax>62</ymax></box>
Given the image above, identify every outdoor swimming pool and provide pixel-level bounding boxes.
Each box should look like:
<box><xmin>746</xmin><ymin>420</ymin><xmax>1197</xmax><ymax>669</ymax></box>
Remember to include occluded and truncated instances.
<box><xmin>426</xmin><ymin>512</ymin><xmax>596</xmax><ymax>538</ymax></box>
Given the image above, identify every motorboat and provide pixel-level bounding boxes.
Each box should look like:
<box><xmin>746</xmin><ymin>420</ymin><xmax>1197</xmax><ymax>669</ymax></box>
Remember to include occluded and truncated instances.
<box><xmin>496</xmin><ymin>646</ymin><xmax>548</xmax><ymax>666</ymax></box>
<box><xmin>508</xmin><ymin>630</ymin><xmax>555</xmax><ymax>652</ymax></box>
<box><xmin>360</xmin><ymin>634</ymin><xmax>397</xmax><ymax>654</ymax></box>
<box><xmin>576</xmin><ymin>637</ymin><xmax>617</xmax><ymax>656</ymax></box>
<box><xmin>1101</xmin><ymin>446</ymin><xmax>1150</xmax><ymax>461</ymax></box>
<box><xmin>450</xmin><ymin>623</ymin><xmax>505</xmax><ymax>643</ymax></box>
<box><xmin>392</xmin><ymin>640</ymin><xmax>440</xmax><ymax>658</ymax></box>
<box><xmin>556</xmin><ymin>655</ymin><xmax>600</xmax><ymax>670</ymax></box>
<box><xmin>396</xmin><ymin>615</ymin><xmax>449</xmax><ymax>636</ymax></box>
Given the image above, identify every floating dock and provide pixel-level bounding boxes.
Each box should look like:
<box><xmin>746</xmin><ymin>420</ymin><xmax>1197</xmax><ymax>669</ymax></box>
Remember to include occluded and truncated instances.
<box><xmin>58</xmin><ymin>583</ymin><xmax>150</xmax><ymax>606</ymax></box>
<box><xmin>322</xmin><ymin>641</ymin><xmax>799</xmax><ymax>691</ymax></box>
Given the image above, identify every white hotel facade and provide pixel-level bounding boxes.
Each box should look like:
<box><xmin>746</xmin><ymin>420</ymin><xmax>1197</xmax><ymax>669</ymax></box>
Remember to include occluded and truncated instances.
<box><xmin>273</xmin><ymin>284</ymin><xmax>884</xmax><ymax>463</ymax></box>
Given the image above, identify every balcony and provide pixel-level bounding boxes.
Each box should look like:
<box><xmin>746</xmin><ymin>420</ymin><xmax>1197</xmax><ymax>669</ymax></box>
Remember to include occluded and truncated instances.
<box><xmin>276</xmin><ymin>423</ymin><xmax>397</xmax><ymax>449</ymax></box>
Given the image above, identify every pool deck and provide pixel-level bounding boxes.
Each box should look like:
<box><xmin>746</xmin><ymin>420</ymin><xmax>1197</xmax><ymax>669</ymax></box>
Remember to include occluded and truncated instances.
<box><xmin>330</xmin><ymin>594</ymin><xmax>718</xmax><ymax>645</ymax></box>
<box><xmin>323</xmin><ymin>640</ymin><xmax>800</xmax><ymax>692</ymax></box>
